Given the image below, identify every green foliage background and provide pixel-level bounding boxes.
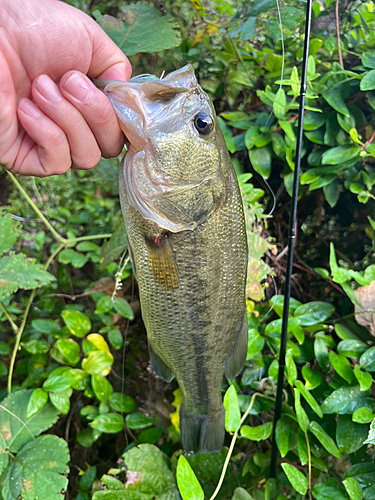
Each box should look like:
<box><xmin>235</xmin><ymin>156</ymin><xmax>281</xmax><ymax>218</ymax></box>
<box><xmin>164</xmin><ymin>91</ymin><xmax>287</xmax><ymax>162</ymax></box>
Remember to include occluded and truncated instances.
<box><xmin>1</xmin><ymin>0</ymin><xmax>375</xmax><ymax>498</ymax></box>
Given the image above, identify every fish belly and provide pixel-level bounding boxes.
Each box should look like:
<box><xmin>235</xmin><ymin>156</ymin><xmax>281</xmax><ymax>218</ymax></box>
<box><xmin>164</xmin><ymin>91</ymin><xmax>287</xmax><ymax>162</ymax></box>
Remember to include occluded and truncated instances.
<box><xmin>119</xmin><ymin>163</ymin><xmax>248</xmax><ymax>453</ymax></box>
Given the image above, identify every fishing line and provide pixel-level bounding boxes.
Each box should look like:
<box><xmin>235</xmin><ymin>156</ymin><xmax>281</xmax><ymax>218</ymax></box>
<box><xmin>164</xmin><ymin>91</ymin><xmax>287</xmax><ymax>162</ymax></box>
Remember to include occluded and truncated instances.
<box><xmin>270</xmin><ymin>0</ymin><xmax>313</xmax><ymax>478</ymax></box>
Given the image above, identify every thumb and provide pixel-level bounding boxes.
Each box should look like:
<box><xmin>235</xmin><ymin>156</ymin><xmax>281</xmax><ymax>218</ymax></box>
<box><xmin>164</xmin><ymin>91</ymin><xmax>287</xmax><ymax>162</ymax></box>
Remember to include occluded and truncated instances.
<box><xmin>86</xmin><ymin>20</ymin><xmax>132</xmax><ymax>82</ymax></box>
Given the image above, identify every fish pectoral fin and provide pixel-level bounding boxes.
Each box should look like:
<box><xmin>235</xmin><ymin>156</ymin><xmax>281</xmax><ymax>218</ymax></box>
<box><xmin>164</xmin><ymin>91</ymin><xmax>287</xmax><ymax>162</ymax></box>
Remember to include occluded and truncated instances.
<box><xmin>224</xmin><ymin>313</ymin><xmax>248</xmax><ymax>381</ymax></box>
<box><xmin>149</xmin><ymin>343</ymin><xmax>174</xmax><ymax>383</ymax></box>
<box><xmin>146</xmin><ymin>235</ymin><xmax>179</xmax><ymax>291</ymax></box>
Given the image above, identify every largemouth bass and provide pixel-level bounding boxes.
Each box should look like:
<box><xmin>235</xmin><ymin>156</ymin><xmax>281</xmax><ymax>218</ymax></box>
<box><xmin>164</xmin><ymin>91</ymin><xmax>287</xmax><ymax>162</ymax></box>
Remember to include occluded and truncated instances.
<box><xmin>100</xmin><ymin>65</ymin><xmax>248</xmax><ymax>453</ymax></box>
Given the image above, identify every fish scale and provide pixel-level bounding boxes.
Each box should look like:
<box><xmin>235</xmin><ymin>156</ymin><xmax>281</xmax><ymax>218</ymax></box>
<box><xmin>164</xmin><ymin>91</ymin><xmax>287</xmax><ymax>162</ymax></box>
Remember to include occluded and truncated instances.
<box><xmin>101</xmin><ymin>65</ymin><xmax>248</xmax><ymax>453</ymax></box>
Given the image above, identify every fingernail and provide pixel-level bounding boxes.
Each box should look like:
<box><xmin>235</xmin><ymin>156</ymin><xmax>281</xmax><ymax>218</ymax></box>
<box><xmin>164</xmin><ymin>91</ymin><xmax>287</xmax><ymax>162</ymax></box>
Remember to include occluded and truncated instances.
<box><xmin>35</xmin><ymin>75</ymin><xmax>62</xmax><ymax>103</ymax></box>
<box><xmin>63</xmin><ymin>72</ymin><xmax>92</xmax><ymax>102</ymax></box>
<box><xmin>19</xmin><ymin>99</ymin><xmax>42</xmax><ymax>118</ymax></box>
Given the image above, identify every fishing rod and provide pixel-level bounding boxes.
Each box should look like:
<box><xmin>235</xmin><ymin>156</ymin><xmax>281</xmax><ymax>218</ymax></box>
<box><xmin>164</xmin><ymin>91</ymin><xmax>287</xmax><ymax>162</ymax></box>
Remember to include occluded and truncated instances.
<box><xmin>270</xmin><ymin>0</ymin><xmax>313</xmax><ymax>478</ymax></box>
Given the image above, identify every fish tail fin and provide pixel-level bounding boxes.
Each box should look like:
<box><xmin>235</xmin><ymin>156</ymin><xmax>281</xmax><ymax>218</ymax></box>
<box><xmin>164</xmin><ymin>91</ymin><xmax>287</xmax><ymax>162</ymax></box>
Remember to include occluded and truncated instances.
<box><xmin>180</xmin><ymin>404</ymin><xmax>225</xmax><ymax>454</ymax></box>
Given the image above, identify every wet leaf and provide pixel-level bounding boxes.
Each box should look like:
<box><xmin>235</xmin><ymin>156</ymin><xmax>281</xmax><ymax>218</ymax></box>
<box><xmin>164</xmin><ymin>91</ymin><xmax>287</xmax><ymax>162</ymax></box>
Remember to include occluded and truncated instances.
<box><xmin>177</xmin><ymin>455</ymin><xmax>204</xmax><ymax>500</ymax></box>
<box><xmin>82</xmin><ymin>351</ymin><xmax>113</xmax><ymax>375</ymax></box>
<box><xmin>2</xmin><ymin>435</ymin><xmax>69</xmax><ymax>500</ymax></box>
<box><xmin>92</xmin><ymin>374</ymin><xmax>113</xmax><ymax>403</ymax></box>
<box><xmin>247</xmin><ymin>329</ymin><xmax>265</xmax><ymax>360</ymax></box>
<box><xmin>241</xmin><ymin>422</ymin><xmax>272</xmax><ymax>441</ymax></box>
<box><xmin>224</xmin><ymin>386</ymin><xmax>241</xmax><ymax>432</ymax></box>
<box><xmin>343</xmin><ymin>477</ymin><xmax>363</xmax><ymax>500</ymax></box>
<box><xmin>98</xmin><ymin>3</ymin><xmax>181</xmax><ymax>56</ymax></box>
<box><xmin>294</xmin><ymin>388</ymin><xmax>310</xmax><ymax>432</ymax></box>
<box><xmin>354</xmin><ymin>365</ymin><xmax>373</xmax><ymax>391</ymax></box>
<box><xmin>126</xmin><ymin>412</ymin><xmax>157</xmax><ymax>430</ymax></box>
<box><xmin>249</xmin><ymin>146</ymin><xmax>272</xmax><ymax>179</ymax></box>
<box><xmin>26</xmin><ymin>388</ymin><xmax>48</xmax><ymax>418</ymax></box>
<box><xmin>336</xmin><ymin>415</ymin><xmax>368</xmax><ymax>454</ymax></box>
<box><xmin>294</xmin><ymin>301</ymin><xmax>334</xmax><ymax>324</ymax></box>
<box><xmin>329</xmin><ymin>352</ymin><xmax>354</xmax><ymax>383</ymax></box>
<box><xmin>281</xmin><ymin>463</ymin><xmax>308</xmax><ymax>495</ymax></box>
<box><xmin>109</xmin><ymin>393</ymin><xmax>137</xmax><ymax>413</ymax></box>
<box><xmin>321</xmin><ymin>385</ymin><xmax>373</xmax><ymax>414</ymax></box>
<box><xmin>61</xmin><ymin>309</ymin><xmax>91</xmax><ymax>338</ymax></box>
<box><xmin>353</xmin><ymin>407</ymin><xmax>375</xmax><ymax>423</ymax></box>
<box><xmin>91</xmin><ymin>413</ymin><xmax>124</xmax><ymax>433</ymax></box>
<box><xmin>114</xmin><ymin>297</ymin><xmax>134</xmax><ymax>320</ymax></box>
<box><xmin>294</xmin><ymin>380</ymin><xmax>323</xmax><ymax>418</ymax></box>
<box><xmin>50</xmin><ymin>388</ymin><xmax>73</xmax><ymax>414</ymax></box>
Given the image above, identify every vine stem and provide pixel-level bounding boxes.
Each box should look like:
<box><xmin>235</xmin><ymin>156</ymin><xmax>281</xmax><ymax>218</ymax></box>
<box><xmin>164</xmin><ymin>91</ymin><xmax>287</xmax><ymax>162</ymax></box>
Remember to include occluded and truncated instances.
<box><xmin>209</xmin><ymin>393</ymin><xmax>275</xmax><ymax>500</ymax></box>
<box><xmin>69</xmin><ymin>234</ymin><xmax>112</xmax><ymax>243</ymax></box>
<box><xmin>335</xmin><ymin>0</ymin><xmax>344</xmax><ymax>68</ymax></box>
<box><xmin>7</xmin><ymin>243</ymin><xmax>64</xmax><ymax>394</ymax></box>
<box><xmin>305</xmin><ymin>431</ymin><xmax>312</xmax><ymax>500</ymax></box>
<box><xmin>0</xmin><ymin>302</ymin><xmax>18</xmax><ymax>334</ymax></box>
<box><xmin>5</xmin><ymin>171</ymin><xmax>67</xmax><ymax>245</ymax></box>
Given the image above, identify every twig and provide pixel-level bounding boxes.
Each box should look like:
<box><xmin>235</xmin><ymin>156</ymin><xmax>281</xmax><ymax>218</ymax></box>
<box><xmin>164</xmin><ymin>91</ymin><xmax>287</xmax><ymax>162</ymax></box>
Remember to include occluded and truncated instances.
<box><xmin>362</xmin><ymin>129</ymin><xmax>375</xmax><ymax>150</ymax></box>
<box><xmin>305</xmin><ymin>431</ymin><xmax>312</xmax><ymax>500</ymax></box>
<box><xmin>0</xmin><ymin>302</ymin><xmax>18</xmax><ymax>333</ymax></box>
<box><xmin>209</xmin><ymin>393</ymin><xmax>275</xmax><ymax>500</ymax></box>
<box><xmin>46</xmin><ymin>284</ymin><xmax>113</xmax><ymax>301</ymax></box>
<box><xmin>335</xmin><ymin>0</ymin><xmax>344</xmax><ymax>68</ymax></box>
<box><xmin>7</xmin><ymin>243</ymin><xmax>64</xmax><ymax>394</ymax></box>
<box><xmin>5</xmin><ymin>171</ymin><xmax>67</xmax><ymax>245</ymax></box>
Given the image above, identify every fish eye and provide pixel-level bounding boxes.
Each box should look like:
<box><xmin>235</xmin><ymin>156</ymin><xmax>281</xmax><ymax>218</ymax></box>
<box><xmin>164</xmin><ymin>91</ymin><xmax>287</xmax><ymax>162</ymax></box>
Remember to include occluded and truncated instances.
<box><xmin>193</xmin><ymin>112</ymin><xmax>213</xmax><ymax>135</ymax></box>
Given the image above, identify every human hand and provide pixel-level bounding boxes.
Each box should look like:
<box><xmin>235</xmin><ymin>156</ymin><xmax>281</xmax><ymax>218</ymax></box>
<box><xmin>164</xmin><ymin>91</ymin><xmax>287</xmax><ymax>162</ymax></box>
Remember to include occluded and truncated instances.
<box><xmin>0</xmin><ymin>0</ymin><xmax>131</xmax><ymax>177</ymax></box>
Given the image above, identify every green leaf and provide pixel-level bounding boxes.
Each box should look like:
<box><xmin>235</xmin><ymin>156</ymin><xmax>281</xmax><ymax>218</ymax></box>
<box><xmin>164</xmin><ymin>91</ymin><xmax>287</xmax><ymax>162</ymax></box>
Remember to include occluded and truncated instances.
<box><xmin>302</xmin><ymin>365</ymin><xmax>322</xmax><ymax>390</ymax></box>
<box><xmin>324</xmin><ymin>179</ymin><xmax>340</xmax><ymax>208</ymax></box>
<box><xmin>321</xmin><ymin>145</ymin><xmax>360</xmax><ymax>165</ymax></box>
<box><xmin>98</xmin><ymin>3</ymin><xmax>181</xmax><ymax>56</ymax></box>
<box><xmin>43</xmin><ymin>374</ymin><xmax>72</xmax><ymax>392</ymax></box>
<box><xmin>107</xmin><ymin>326</ymin><xmax>123</xmax><ymax>350</ymax></box>
<box><xmin>365</xmin><ymin>419</ymin><xmax>375</xmax><ymax>445</ymax></box>
<box><xmin>82</xmin><ymin>351</ymin><xmax>113</xmax><ymax>374</ymax></box>
<box><xmin>315</xmin><ymin>336</ymin><xmax>330</xmax><ymax>371</ymax></box>
<box><xmin>361</xmin><ymin>70</ymin><xmax>375</xmax><ymax>91</ymax></box>
<box><xmin>336</xmin><ymin>415</ymin><xmax>369</xmax><ymax>454</ymax></box>
<box><xmin>360</xmin><ymin>347</ymin><xmax>375</xmax><ymax>372</ymax></box>
<box><xmin>114</xmin><ymin>297</ymin><xmax>134</xmax><ymax>320</ymax></box>
<box><xmin>125</xmin><ymin>412</ymin><xmax>157</xmax><ymax>430</ymax></box>
<box><xmin>100</xmin><ymin>217</ymin><xmax>127</xmax><ymax>268</ymax></box>
<box><xmin>294</xmin><ymin>388</ymin><xmax>310</xmax><ymax>432</ymax></box>
<box><xmin>232</xmin><ymin>488</ymin><xmax>253</xmax><ymax>500</ymax></box>
<box><xmin>329</xmin><ymin>352</ymin><xmax>354</xmax><ymax>383</ymax></box>
<box><xmin>92</xmin><ymin>374</ymin><xmax>113</xmax><ymax>403</ymax></box>
<box><xmin>0</xmin><ymin>389</ymin><xmax>59</xmax><ymax>453</ymax></box>
<box><xmin>294</xmin><ymin>380</ymin><xmax>323</xmax><ymax>418</ymax></box>
<box><xmin>286</xmin><ymin>349</ymin><xmax>297</xmax><ymax>385</ymax></box>
<box><xmin>95</xmin><ymin>295</ymin><xmax>113</xmax><ymax>315</ymax></box>
<box><xmin>321</xmin><ymin>385</ymin><xmax>373</xmax><ymax>414</ymax></box>
<box><xmin>0</xmin><ymin>211</ymin><xmax>21</xmax><ymax>257</ymax></box>
<box><xmin>294</xmin><ymin>301</ymin><xmax>334</xmax><ymax>325</ymax></box>
<box><xmin>2</xmin><ymin>435</ymin><xmax>69</xmax><ymax>500</ymax></box>
<box><xmin>274</xmin><ymin>88</ymin><xmax>287</xmax><ymax>119</ymax></box>
<box><xmin>0</xmin><ymin>253</ymin><xmax>55</xmax><ymax>299</ymax></box>
<box><xmin>354</xmin><ymin>365</ymin><xmax>373</xmax><ymax>391</ymax></box>
<box><xmin>224</xmin><ymin>386</ymin><xmax>241</xmax><ymax>432</ymax></box>
<box><xmin>55</xmin><ymin>339</ymin><xmax>80</xmax><ymax>365</ymax></box>
<box><xmin>344</xmin><ymin>461</ymin><xmax>375</xmax><ymax>486</ymax></box>
<box><xmin>353</xmin><ymin>407</ymin><xmax>375</xmax><ymax>424</ymax></box>
<box><xmin>109</xmin><ymin>393</ymin><xmax>137</xmax><ymax>413</ymax></box>
<box><xmin>309</xmin><ymin>421</ymin><xmax>340</xmax><ymax>457</ymax></box>
<box><xmin>275</xmin><ymin>419</ymin><xmax>291</xmax><ymax>457</ymax></box>
<box><xmin>138</xmin><ymin>427</ymin><xmax>163</xmax><ymax>444</ymax></box>
<box><xmin>26</xmin><ymin>388</ymin><xmax>48</xmax><ymax>418</ymax></box>
<box><xmin>241</xmin><ymin>422</ymin><xmax>272</xmax><ymax>441</ymax></box>
<box><xmin>335</xmin><ymin>323</ymin><xmax>359</xmax><ymax>340</ymax></box>
<box><xmin>313</xmin><ymin>483</ymin><xmax>348</xmax><ymax>500</ymax></box>
<box><xmin>338</xmin><ymin>340</ymin><xmax>368</xmax><ymax>358</ymax></box>
<box><xmin>323</xmin><ymin>89</ymin><xmax>350</xmax><ymax>116</ymax></box>
<box><xmin>177</xmin><ymin>455</ymin><xmax>204</xmax><ymax>500</ymax></box>
<box><xmin>50</xmin><ymin>387</ymin><xmax>73</xmax><ymax>414</ymax></box>
<box><xmin>281</xmin><ymin>463</ymin><xmax>308</xmax><ymax>495</ymax></box>
<box><xmin>91</xmin><ymin>413</ymin><xmax>124</xmax><ymax>433</ymax></box>
<box><xmin>93</xmin><ymin>444</ymin><xmax>177</xmax><ymax>499</ymax></box>
<box><xmin>249</xmin><ymin>147</ymin><xmax>272</xmax><ymax>179</ymax></box>
<box><xmin>61</xmin><ymin>309</ymin><xmax>91</xmax><ymax>338</ymax></box>
<box><xmin>297</xmin><ymin>428</ymin><xmax>308</xmax><ymax>465</ymax></box>
<box><xmin>343</xmin><ymin>478</ymin><xmax>363</xmax><ymax>500</ymax></box>
<box><xmin>247</xmin><ymin>328</ymin><xmax>265</xmax><ymax>360</ymax></box>
<box><xmin>303</xmin><ymin>112</ymin><xmax>325</xmax><ymax>131</ymax></box>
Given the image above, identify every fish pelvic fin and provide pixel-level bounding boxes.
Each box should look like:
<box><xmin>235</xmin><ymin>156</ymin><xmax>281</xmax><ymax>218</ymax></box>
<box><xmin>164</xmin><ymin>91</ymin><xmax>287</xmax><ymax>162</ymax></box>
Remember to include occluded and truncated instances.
<box><xmin>224</xmin><ymin>312</ymin><xmax>248</xmax><ymax>381</ymax></box>
<box><xmin>149</xmin><ymin>342</ymin><xmax>174</xmax><ymax>383</ymax></box>
<box><xmin>180</xmin><ymin>404</ymin><xmax>225</xmax><ymax>454</ymax></box>
<box><xmin>145</xmin><ymin>234</ymin><xmax>179</xmax><ymax>291</ymax></box>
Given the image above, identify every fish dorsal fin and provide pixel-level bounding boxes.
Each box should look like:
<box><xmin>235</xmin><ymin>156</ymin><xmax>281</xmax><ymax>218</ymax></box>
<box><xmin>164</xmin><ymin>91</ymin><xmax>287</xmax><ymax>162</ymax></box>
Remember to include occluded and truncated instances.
<box><xmin>145</xmin><ymin>235</ymin><xmax>179</xmax><ymax>291</ymax></box>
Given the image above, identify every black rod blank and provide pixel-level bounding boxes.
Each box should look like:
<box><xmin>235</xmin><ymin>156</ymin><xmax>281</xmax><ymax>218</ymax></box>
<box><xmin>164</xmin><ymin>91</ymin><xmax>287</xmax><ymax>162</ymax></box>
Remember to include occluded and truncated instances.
<box><xmin>270</xmin><ymin>0</ymin><xmax>313</xmax><ymax>479</ymax></box>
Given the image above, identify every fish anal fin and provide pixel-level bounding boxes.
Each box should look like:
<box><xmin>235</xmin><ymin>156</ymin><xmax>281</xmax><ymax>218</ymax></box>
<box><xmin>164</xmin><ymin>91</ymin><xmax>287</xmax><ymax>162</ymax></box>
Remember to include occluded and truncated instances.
<box><xmin>224</xmin><ymin>313</ymin><xmax>248</xmax><ymax>381</ymax></box>
<box><xmin>146</xmin><ymin>235</ymin><xmax>179</xmax><ymax>291</ymax></box>
<box><xmin>149</xmin><ymin>343</ymin><xmax>174</xmax><ymax>383</ymax></box>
